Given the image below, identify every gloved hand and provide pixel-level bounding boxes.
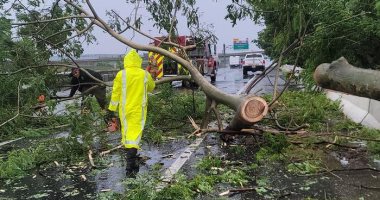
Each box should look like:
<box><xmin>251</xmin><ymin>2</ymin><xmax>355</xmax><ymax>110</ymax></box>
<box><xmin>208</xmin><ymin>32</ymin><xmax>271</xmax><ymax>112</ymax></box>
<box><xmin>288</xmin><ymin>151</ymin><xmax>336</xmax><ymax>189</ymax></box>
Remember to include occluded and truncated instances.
<box><xmin>146</xmin><ymin>65</ymin><xmax>158</xmax><ymax>80</ymax></box>
<box><xmin>104</xmin><ymin>110</ymin><xmax>119</xmax><ymax>132</ymax></box>
<box><xmin>150</xmin><ymin>69</ymin><xmax>158</xmax><ymax>80</ymax></box>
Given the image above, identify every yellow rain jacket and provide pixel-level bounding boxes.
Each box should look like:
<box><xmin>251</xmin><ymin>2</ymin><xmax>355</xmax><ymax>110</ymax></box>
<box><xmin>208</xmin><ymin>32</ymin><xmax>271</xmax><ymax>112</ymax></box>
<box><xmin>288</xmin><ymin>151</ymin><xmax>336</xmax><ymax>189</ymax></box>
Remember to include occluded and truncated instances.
<box><xmin>108</xmin><ymin>49</ymin><xmax>155</xmax><ymax>149</ymax></box>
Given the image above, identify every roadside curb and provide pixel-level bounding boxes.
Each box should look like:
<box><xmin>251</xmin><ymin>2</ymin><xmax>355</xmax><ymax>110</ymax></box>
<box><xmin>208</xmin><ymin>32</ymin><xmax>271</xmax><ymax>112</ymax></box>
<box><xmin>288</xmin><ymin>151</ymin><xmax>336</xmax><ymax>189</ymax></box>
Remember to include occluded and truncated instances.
<box><xmin>325</xmin><ymin>89</ymin><xmax>380</xmax><ymax>129</ymax></box>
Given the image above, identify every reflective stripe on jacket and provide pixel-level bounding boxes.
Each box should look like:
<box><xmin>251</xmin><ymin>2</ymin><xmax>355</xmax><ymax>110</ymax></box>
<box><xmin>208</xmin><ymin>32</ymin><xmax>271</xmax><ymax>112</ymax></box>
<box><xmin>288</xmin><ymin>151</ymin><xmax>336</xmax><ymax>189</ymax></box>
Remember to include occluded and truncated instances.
<box><xmin>108</xmin><ymin>49</ymin><xmax>155</xmax><ymax>148</ymax></box>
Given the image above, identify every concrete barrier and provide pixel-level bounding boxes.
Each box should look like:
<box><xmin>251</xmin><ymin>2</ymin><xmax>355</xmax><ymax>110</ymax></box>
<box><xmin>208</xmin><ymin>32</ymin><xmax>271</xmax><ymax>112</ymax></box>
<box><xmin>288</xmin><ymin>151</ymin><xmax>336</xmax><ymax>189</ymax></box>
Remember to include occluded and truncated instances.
<box><xmin>325</xmin><ymin>90</ymin><xmax>380</xmax><ymax>129</ymax></box>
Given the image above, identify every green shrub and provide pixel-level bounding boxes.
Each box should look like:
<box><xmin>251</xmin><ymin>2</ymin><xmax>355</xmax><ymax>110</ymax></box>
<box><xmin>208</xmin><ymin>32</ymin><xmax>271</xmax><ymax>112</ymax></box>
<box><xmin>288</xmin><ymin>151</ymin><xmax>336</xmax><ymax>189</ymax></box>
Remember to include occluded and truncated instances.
<box><xmin>196</xmin><ymin>156</ymin><xmax>222</xmax><ymax>172</ymax></box>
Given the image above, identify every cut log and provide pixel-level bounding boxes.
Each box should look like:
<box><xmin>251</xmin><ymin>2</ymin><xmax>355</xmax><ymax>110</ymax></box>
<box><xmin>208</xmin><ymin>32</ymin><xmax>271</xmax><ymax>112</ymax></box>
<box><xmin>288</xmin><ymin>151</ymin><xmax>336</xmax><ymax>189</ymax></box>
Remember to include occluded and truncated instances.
<box><xmin>314</xmin><ymin>57</ymin><xmax>380</xmax><ymax>101</ymax></box>
<box><xmin>228</xmin><ymin>96</ymin><xmax>268</xmax><ymax>130</ymax></box>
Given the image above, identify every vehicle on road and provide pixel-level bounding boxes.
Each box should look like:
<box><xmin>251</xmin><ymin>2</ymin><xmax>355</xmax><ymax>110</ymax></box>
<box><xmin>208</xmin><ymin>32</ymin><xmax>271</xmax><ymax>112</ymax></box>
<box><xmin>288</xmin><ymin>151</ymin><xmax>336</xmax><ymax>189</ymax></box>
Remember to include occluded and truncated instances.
<box><xmin>242</xmin><ymin>53</ymin><xmax>265</xmax><ymax>76</ymax></box>
<box><xmin>229</xmin><ymin>56</ymin><xmax>241</xmax><ymax>68</ymax></box>
<box><xmin>148</xmin><ymin>36</ymin><xmax>217</xmax><ymax>84</ymax></box>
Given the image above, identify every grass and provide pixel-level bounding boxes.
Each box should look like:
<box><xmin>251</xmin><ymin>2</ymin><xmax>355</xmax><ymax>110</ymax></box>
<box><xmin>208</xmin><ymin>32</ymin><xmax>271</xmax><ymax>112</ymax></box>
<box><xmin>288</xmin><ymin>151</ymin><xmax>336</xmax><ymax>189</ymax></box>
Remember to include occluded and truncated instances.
<box><xmin>262</xmin><ymin>91</ymin><xmax>380</xmax><ymax>157</ymax></box>
<box><xmin>263</xmin><ymin>91</ymin><xmax>358</xmax><ymax>132</ymax></box>
<box><xmin>0</xmin><ymin>138</ymin><xmax>85</xmax><ymax>179</ymax></box>
<box><xmin>252</xmin><ymin>90</ymin><xmax>380</xmax><ymax>179</ymax></box>
<box><xmin>229</xmin><ymin>145</ymin><xmax>247</xmax><ymax>155</ymax></box>
<box><xmin>286</xmin><ymin>160</ymin><xmax>321</xmax><ymax>174</ymax></box>
<box><xmin>355</xmin><ymin>127</ymin><xmax>380</xmax><ymax>155</ymax></box>
<box><xmin>196</xmin><ymin>156</ymin><xmax>222</xmax><ymax>172</ymax></box>
<box><xmin>0</xmin><ymin>108</ymin><xmax>71</xmax><ymax>142</ymax></box>
<box><xmin>143</xmin><ymin>83</ymin><xmax>206</xmax><ymax>144</ymax></box>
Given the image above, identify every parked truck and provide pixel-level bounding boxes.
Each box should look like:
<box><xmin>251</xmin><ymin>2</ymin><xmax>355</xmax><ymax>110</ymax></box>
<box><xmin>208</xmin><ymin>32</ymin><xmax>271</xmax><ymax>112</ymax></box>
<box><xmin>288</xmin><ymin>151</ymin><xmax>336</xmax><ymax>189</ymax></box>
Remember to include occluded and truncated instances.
<box><xmin>242</xmin><ymin>53</ymin><xmax>265</xmax><ymax>76</ymax></box>
<box><xmin>148</xmin><ymin>36</ymin><xmax>217</xmax><ymax>83</ymax></box>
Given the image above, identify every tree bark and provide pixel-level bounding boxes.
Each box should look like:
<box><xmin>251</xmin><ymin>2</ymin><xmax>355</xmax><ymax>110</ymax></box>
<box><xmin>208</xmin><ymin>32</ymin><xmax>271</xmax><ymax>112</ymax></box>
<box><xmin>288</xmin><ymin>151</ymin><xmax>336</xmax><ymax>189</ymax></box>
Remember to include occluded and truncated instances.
<box><xmin>314</xmin><ymin>57</ymin><xmax>380</xmax><ymax>101</ymax></box>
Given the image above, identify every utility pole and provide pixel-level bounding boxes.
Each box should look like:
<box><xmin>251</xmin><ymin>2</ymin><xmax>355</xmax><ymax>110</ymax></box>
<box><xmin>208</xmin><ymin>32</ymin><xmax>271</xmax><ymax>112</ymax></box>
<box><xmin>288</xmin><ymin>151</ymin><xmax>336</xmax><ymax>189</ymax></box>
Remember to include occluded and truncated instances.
<box><xmin>223</xmin><ymin>44</ymin><xmax>226</xmax><ymax>67</ymax></box>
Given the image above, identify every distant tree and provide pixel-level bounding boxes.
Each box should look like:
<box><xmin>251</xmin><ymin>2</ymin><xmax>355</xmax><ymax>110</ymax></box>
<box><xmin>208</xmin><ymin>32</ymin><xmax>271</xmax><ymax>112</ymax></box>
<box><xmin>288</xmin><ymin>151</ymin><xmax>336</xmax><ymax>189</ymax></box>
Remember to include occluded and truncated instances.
<box><xmin>226</xmin><ymin>0</ymin><xmax>380</xmax><ymax>70</ymax></box>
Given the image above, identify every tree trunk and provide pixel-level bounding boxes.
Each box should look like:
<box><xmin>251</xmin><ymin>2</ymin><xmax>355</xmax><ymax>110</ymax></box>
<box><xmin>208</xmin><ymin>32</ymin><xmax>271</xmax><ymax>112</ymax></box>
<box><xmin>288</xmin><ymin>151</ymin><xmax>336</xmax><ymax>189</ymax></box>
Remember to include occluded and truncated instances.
<box><xmin>314</xmin><ymin>57</ymin><xmax>380</xmax><ymax>101</ymax></box>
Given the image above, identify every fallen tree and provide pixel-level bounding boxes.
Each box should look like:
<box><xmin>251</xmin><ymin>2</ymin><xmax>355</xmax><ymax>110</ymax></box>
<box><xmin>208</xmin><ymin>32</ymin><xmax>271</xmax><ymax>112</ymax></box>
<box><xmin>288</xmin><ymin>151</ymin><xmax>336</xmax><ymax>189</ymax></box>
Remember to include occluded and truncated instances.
<box><xmin>314</xmin><ymin>57</ymin><xmax>380</xmax><ymax>101</ymax></box>
<box><xmin>8</xmin><ymin>0</ymin><xmax>268</xmax><ymax>131</ymax></box>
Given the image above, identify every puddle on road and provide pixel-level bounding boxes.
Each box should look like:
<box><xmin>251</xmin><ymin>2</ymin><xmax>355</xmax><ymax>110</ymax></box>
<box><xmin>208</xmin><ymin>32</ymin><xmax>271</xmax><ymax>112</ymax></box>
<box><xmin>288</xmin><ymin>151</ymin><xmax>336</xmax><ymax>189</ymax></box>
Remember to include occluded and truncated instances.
<box><xmin>0</xmin><ymin>165</ymin><xmax>96</xmax><ymax>199</ymax></box>
<box><xmin>93</xmin><ymin>135</ymin><xmax>191</xmax><ymax>194</ymax></box>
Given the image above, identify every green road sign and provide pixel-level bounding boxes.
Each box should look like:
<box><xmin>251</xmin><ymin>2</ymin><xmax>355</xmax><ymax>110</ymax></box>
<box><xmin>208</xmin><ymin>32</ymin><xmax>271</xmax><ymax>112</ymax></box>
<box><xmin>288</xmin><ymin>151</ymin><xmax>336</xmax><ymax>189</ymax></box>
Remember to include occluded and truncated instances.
<box><xmin>233</xmin><ymin>43</ymin><xmax>249</xmax><ymax>50</ymax></box>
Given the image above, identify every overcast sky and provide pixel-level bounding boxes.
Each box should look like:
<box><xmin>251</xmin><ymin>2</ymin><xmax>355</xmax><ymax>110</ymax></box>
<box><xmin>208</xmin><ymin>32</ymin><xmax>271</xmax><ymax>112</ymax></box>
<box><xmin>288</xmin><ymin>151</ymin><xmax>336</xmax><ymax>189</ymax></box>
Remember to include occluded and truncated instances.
<box><xmin>83</xmin><ymin>0</ymin><xmax>263</xmax><ymax>55</ymax></box>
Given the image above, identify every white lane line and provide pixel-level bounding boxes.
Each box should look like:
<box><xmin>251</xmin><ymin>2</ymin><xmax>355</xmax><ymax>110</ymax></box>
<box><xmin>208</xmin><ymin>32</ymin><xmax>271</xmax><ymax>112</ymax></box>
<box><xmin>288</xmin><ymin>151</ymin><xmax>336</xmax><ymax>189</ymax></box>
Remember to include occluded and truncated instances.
<box><xmin>0</xmin><ymin>137</ymin><xmax>24</xmax><ymax>147</ymax></box>
<box><xmin>156</xmin><ymin>136</ymin><xmax>205</xmax><ymax>190</ymax></box>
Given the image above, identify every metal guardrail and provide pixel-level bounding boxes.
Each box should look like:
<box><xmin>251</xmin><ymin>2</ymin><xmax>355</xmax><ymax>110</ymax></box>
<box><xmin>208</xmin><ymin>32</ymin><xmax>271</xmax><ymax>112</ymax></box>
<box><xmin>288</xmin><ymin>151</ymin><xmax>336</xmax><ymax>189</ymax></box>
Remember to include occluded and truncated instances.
<box><xmin>52</xmin><ymin>51</ymin><xmax>266</xmax><ymax>82</ymax></box>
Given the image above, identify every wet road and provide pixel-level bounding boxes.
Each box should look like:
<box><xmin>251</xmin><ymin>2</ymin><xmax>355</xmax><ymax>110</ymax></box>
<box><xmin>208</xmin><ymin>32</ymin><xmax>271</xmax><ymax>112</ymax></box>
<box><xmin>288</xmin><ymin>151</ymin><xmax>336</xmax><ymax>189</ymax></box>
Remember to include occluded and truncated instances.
<box><xmin>0</xmin><ymin>66</ymin><xmax>287</xmax><ymax>199</ymax></box>
<box><xmin>213</xmin><ymin>65</ymin><xmax>285</xmax><ymax>95</ymax></box>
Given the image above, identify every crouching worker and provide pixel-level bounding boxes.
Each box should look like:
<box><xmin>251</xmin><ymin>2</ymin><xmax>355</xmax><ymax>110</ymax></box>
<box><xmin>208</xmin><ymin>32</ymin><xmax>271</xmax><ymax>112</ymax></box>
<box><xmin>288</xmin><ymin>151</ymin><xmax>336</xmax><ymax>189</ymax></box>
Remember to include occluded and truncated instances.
<box><xmin>69</xmin><ymin>68</ymin><xmax>107</xmax><ymax>110</ymax></box>
<box><xmin>107</xmin><ymin>49</ymin><xmax>155</xmax><ymax>178</ymax></box>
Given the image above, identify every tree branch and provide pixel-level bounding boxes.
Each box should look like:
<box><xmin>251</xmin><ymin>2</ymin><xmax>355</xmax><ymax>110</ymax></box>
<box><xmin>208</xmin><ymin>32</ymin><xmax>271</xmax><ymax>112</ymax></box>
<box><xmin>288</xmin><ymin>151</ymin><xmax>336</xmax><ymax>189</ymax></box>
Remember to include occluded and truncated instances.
<box><xmin>0</xmin><ymin>80</ymin><xmax>22</xmax><ymax>128</ymax></box>
<box><xmin>54</xmin><ymin>21</ymin><xmax>95</xmax><ymax>46</ymax></box>
<box><xmin>154</xmin><ymin>75</ymin><xmax>192</xmax><ymax>85</ymax></box>
<box><xmin>272</xmin><ymin>111</ymin><xmax>309</xmax><ymax>131</ymax></box>
<box><xmin>110</xmin><ymin>10</ymin><xmax>195</xmax><ymax>50</ymax></box>
<box><xmin>12</xmin><ymin>15</ymin><xmax>94</xmax><ymax>26</ymax></box>
<box><xmin>243</xmin><ymin>37</ymin><xmax>303</xmax><ymax>97</ymax></box>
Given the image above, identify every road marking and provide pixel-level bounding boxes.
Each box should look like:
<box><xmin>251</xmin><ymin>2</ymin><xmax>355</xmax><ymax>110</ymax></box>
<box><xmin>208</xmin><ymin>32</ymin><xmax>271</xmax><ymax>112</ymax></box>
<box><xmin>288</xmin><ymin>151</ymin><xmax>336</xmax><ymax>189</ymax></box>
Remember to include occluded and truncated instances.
<box><xmin>156</xmin><ymin>135</ymin><xmax>205</xmax><ymax>191</ymax></box>
<box><xmin>0</xmin><ymin>137</ymin><xmax>24</xmax><ymax>148</ymax></box>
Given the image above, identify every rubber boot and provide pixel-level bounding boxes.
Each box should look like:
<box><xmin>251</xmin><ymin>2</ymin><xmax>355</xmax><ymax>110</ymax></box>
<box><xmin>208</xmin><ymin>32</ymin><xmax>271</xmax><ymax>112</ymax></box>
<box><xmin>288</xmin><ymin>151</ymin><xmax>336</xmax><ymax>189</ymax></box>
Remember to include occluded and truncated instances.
<box><xmin>125</xmin><ymin>148</ymin><xmax>139</xmax><ymax>178</ymax></box>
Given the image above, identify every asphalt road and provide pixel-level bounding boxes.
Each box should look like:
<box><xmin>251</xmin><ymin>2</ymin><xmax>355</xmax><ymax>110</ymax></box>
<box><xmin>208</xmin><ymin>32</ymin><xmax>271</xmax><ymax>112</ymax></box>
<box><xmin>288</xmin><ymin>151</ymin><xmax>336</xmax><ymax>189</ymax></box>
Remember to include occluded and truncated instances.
<box><xmin>211</xmin><ymin>65</ymin><xmax>285</xmax><ymax>96</ymax></box>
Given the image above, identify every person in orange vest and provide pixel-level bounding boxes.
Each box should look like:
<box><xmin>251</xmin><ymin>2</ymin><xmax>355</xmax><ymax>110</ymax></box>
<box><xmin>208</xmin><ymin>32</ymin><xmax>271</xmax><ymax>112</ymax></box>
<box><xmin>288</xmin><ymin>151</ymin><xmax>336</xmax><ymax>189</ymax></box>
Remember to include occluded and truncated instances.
<box><xmin>38</xmin><ymin>94</ymin><xmax>45</xmax><ymax>103</ymax></box>
<box><xmin>107</xmin><ymin>49</ymin><xmax>156</xmax><ymax>178</ymax></box>
<box><xmin>33</xmin><ymin>94</ymin><xmax>47</xmax><ymax>114</ymax></box>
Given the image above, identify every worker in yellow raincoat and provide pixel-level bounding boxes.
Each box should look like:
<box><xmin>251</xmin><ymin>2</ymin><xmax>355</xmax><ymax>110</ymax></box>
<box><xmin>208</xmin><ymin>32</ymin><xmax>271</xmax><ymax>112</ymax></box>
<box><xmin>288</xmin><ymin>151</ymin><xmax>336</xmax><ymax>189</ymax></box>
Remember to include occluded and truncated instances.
<box><xmin>107</xmin><ymin>49</ymin><xmax>156</xmax><ymax>177</ymax></box>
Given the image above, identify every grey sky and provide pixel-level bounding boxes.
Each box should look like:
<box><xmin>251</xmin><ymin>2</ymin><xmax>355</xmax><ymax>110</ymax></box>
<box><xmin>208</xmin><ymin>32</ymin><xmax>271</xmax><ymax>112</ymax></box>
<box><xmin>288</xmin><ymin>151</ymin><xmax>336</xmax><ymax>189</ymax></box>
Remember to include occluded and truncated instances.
<box><xmin>84</xmin><ymin>0</ymin><xmax>263</xmax><ymax>54</ymax></box>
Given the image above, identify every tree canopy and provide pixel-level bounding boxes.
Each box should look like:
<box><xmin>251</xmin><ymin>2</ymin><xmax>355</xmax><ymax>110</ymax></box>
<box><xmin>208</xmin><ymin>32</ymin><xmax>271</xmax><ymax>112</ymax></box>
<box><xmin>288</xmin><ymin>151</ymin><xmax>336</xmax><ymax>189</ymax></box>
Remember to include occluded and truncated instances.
<box><xmin>227</xmin><ymin>0</ymin><xmax>380</xmax><ymax>70</ymax></box>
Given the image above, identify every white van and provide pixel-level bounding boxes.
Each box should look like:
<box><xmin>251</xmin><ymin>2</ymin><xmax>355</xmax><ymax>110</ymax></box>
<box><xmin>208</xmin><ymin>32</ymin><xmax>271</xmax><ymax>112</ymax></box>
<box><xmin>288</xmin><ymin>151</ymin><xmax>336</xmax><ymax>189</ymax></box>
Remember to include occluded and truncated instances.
<box><xmin>229</xmin><ymin>56</ymin><xmax>241</xmax><ymax>68</ymax></box>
